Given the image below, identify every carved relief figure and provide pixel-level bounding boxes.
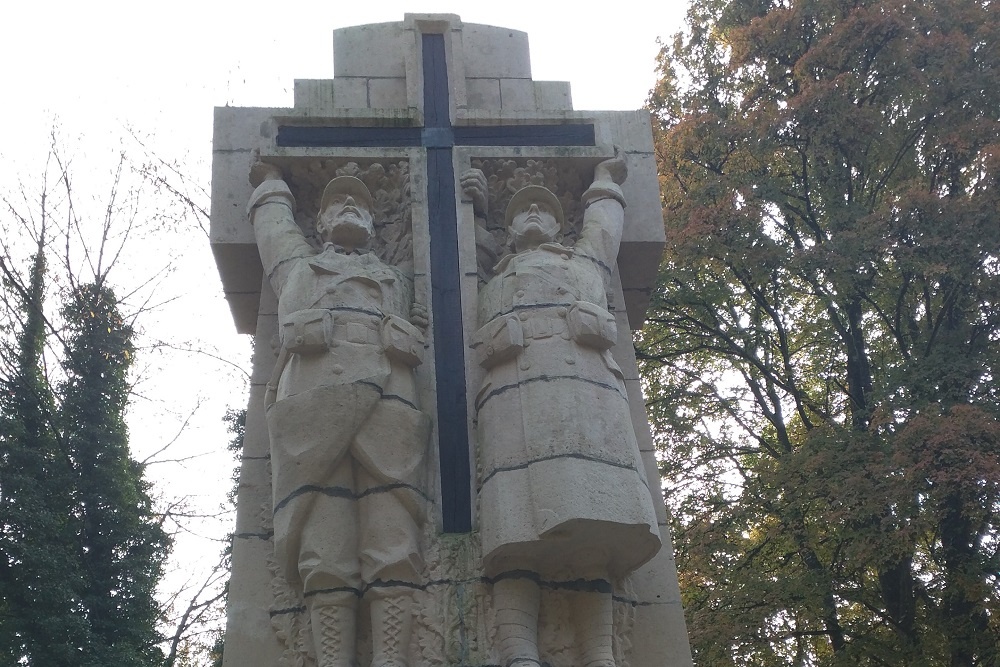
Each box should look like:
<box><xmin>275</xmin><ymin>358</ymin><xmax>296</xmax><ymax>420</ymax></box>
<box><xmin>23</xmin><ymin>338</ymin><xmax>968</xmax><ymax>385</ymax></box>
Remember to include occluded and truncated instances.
<box><xmin>248</xmin><ymin>164</ymin><xmax>430</xmax><ymax>667</ymax></box>
<box><xmin>465</xmin><ymin>151</ymin><xmax>661</xmax><ymax>667</ymax></box>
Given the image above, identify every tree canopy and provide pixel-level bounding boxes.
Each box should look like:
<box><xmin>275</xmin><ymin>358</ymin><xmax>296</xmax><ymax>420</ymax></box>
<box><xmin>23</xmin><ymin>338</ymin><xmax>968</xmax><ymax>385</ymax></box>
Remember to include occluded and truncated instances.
<box><xmin>643</xmin><ymin>0</ymin><xmax>1000</xmax><ymax>664</ymax></box>
<box><xmin>0</xmin><ymin>175</ymin><xmax>170</xmax><ymax>665</ymax></box>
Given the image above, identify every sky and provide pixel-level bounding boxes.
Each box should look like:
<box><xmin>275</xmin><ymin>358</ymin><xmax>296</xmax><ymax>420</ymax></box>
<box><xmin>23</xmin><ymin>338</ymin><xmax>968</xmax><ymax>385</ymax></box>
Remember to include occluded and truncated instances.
<box><xmin>1</xmin><ymin>0</ymin><xmax>686</xmax><ymax>651</ymax></box>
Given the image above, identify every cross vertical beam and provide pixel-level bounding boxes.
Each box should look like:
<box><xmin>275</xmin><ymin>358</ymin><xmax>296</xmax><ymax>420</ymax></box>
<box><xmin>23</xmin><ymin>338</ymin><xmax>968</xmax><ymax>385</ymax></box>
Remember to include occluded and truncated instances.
<box><xmin>421</xmin><ymin>34</ymin><xmax>472</xmax><ymax>534</ymax></box>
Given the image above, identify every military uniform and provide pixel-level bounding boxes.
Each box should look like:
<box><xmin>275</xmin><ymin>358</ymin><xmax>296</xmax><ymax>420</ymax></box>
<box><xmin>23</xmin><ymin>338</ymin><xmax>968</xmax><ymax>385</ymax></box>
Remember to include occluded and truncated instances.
<box><xmin>473</xmin><ymin>200</ymin><xmax>660</xmax><ymax>580</ymax></box>
<box><xmin>249</xmin><ymin>179</ymin><xmax>429</xmax><ymax>598</ymax></box>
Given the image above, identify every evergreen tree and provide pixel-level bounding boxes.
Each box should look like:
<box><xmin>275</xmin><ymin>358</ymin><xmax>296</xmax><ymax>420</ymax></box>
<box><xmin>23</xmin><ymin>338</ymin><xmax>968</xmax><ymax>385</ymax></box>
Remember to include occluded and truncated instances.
<box><xmin>0</xmin><ymin>246</ymin><xmax>169</xmax><ymax>665</ymax></box>
<box><xmin>644</xmin><ymin>0</ymin><xmax>1000</xmax><ymax>664</ymax></box>
<box><xmin>61</xmin><ymin>282</ymin><xmax>169</xmax><ymax>666</ymax></box>
<box><xmin>0</xmin><ymin>243</ymin><xmax>92</xmax><ymax>664</ymax></box>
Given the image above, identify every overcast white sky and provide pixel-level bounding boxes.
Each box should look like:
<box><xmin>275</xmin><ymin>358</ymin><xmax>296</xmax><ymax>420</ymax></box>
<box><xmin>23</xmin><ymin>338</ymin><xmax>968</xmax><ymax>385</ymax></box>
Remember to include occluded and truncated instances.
<box><xmin>0</xmin><ymin>0</ymin><xmax>686</xmax><ymax>649</ymax></box>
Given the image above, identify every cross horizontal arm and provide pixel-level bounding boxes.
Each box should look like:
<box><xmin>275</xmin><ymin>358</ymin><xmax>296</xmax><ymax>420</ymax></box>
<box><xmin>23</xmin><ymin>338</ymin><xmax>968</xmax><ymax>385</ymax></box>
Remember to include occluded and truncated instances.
<box><xmin>276</xmin><ymin>123</ymin><xmax>595</xmax><ymax>150</ymax></box>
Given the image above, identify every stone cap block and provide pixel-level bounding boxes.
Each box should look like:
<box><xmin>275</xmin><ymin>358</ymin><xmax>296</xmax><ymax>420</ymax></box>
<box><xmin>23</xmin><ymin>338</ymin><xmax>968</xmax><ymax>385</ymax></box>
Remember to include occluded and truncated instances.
<box><xmin>333</xmin><ymin>22</ymin><xmax>410</xmax><ymax>78</ymax></box>
<box><xmin>460</xmin><ymin>22</ymin><xmax>531</xmax><ymax>78</ymax></box>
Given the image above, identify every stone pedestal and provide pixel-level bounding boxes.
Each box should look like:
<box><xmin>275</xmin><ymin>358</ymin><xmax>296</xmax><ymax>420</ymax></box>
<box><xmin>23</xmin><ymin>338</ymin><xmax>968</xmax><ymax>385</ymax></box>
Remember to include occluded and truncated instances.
<box><xmin>211</xmin><ymin>15</ymin><xmax>692</xmax><ymax>667</ymax></box>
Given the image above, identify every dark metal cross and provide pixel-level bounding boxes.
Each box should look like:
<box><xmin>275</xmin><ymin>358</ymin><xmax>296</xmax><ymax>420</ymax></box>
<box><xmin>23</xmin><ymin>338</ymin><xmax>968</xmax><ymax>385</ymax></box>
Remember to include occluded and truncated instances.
<box><xmin>276</xmin><ymin>33</ymin><xmax>596</xmax><ymax>533</ymax></box>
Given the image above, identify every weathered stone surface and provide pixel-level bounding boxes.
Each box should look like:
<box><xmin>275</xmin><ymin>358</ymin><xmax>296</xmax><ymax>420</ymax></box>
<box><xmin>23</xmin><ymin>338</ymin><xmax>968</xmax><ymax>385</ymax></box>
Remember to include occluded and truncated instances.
<box><xmin>212</xmin><ymin>14</ymin><xmax>690</xmax><ymax>667</ymax></box>
<box><xmin>499</xmin><ymin>78</ymin><xmax>536</xmax><ymax>111</ymax></box>
<box><xmin>534</xmin><ymin>80</ymin><xmax>573</xmax><ymax>111</ymax></box>
<box><xmin>466</xmin><ymin>78</ymin><xmax>501</xmax><ymax>110</ymax></box>
<box><xmin>368</xmin><ymin>77</ymin><xmax>408</xmax><ymax>109</ymax></box>
<box><xmin>461</xmin><ymin>22</ymin><xmax>532</xmax><ymax>78</ymax></box>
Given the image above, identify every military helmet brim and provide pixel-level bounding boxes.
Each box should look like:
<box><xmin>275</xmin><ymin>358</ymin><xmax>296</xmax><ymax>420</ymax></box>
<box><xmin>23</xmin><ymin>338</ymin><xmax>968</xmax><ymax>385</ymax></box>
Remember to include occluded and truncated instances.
<box><xmin>504</xmin><ymin>185</ymin><xmax>565</xmax><ymax>230</ymax></box>
<box><xmin>320</xmin><ymin>176</ymin><xmax>374</xmax><ymax>213</ymax></box>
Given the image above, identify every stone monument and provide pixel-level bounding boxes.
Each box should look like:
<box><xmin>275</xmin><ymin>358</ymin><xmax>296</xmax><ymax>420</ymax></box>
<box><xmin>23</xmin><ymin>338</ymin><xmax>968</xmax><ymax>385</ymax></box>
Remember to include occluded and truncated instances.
<box><xmin>211</xmin><ymin>14</ymin><xmax>692</xmax><ymax>667</ymax></box>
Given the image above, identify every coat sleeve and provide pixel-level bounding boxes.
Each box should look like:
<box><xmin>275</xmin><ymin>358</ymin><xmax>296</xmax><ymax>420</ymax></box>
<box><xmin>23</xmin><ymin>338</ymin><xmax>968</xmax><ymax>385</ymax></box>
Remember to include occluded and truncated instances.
<box><xmin>247</xmin><ymin>178</ymin><xmax>314</xmax><ymax>298</ymax></box>
<box><xmin>576</xmin><ymin>180</ymin><xmax>626</xmax><ymax>285</ymax></box>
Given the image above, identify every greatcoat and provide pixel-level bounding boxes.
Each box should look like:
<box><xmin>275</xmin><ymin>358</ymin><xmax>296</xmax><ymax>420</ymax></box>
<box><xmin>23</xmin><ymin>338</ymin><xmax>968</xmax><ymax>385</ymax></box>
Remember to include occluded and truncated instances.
<box><xmin>473</xmin><ymin>198</ymin><xmax>660</xmax><ymax>579</ymax></box>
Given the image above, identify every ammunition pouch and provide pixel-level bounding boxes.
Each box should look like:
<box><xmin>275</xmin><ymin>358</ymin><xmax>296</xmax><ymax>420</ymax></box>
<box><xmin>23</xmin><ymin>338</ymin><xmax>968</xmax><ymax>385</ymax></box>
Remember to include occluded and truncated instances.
<box><xmin>566</xmin><ymin>301</ymin><xmax>617</xmax><ymax>349</ymax></box>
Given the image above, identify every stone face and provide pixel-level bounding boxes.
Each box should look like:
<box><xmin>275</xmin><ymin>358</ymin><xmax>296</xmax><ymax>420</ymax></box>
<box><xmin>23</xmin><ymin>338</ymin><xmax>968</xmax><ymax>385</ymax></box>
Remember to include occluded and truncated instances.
<box><xmin>211</xmin><ymin>14</ymin><xmax>691</xmax><ymax>667</ymax></box>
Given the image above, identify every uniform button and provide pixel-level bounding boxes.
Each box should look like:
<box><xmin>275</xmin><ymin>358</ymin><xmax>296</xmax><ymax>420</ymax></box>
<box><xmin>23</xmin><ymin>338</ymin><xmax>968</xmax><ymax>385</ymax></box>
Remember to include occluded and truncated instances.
<box><xmin>519</xmin><ymin>312</ymin><xmax>529</xmax><ymax>321</ymax></box>
<box><xmin>487</xmin><ymin>345</ymin><xmax>495</xmax><ymax>355</ymax></box>
<box><xmin>295</xmin><ymin>335</ymin><xmax>304</xmax><ymax>346</ymax></box>
<box><xmin>565</xmin><ymin>356</ymin><xmax>576</xmax><ymax>365</ymax></box>
<box><xmin>561</xmin><ymin>253</ymin><xmax>570</xmax><ymax>260</ymax></box>
<box><xmin>519</xmin><ymin>359</ymin><xmax>530</xmax><ymax>371</ymax></box>
<box><xmin>331</xmin><ymin>364</ymin><xmax>344</xmax><ymax>375</ymax></box>
<box><xmin>557</xmin><ymin>286</ymin><xmax>568</xmax><ymax>294</ymax></box>
<box><xmin>516</xmin><ymin>290</ymin><xmax>525</xmax><ymax>298</ymax></box>
<box><xmin>557</xmin><ymin>307</ymin><xmax>567</xmax><ymax>317</ymax></box>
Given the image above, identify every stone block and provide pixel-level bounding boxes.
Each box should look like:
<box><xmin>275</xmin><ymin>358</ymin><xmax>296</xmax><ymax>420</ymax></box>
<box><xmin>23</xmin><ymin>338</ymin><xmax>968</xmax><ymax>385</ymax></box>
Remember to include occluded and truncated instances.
<box><xmin>368</xmin><ymin>77</ymin><xmax>408</xmax><ymax>108</ymax></box>
<box><xmin>618</xmin><ymin>152</ymin><xmax>665</xmax><ymax>329</ymax></box>
<box><xmin>466</xmin><ymin>78</ymin><xmax>501</xmax><ymax>110</ymax></box>
<box><xmin>222</xmin><ymin>538</ymin><xmax>285</xmax><ymax>667</ymax></box>
<box><xmin>534</xmin><ymin>80</ymin><xmax>572</xmax><ymax>110</ymax></box>
<box><xmin>631</xmin><ymin>524</ymin><xmax>683</xmax><ymax>605</ymax></box>
<box><xmin>211</xmin><ymin>242</ymin><xmax>261</xmax><ymax>294</ymax></box>
<box><xmin>225</xmin><ymin>290</ymin><xmax>261</xmax><ymax>335</ymax></box>
<box><xmin>333</xmin><ymin>22</ymin><xmax>408</xmax><ymax>78</ymax></box>
<box><xmin>213</xmin><ymin>106</ymin><xmax>281</xmax><ymax>153</ymax></box>
<box><xmin>499</xmin><ymin>78</ymin><xmax>536</xmax><ymax>111</ymax></box>
<box><xmin>258</xmin><ymin>280</ymin><xmax>278</xmax><ymax>317</ymax></box>
<box><xmin>461</xmin><ymin>23</ymin><xmax>531</xmax><ymax>78</ymax></box>
<box><xmin>250</xmin><ymin>313</ymin><xmax>278</xmax><ymax>386</ymax></box>
<box><xmin>630</xmin><ymin>600</ymin><xmax>695</xmax><ymax>667</ymax></box>
<box><xmin>293</xmin><ymin>79</ymin><xmax>335</xmax><ymax>114</ymax></box>
<box><xmin>628</xmin><ymin>382</ymin><xmax>658</xmax><ymax>454</ymax></box>
<box><xmin>620</xmin><ymin>151</ymin><xmax>663</xmax><ymax>244</ymax></box>
<box><xmin>640</xmin><ymin>448</ymin><xmax>668</xmax><ymax>525</ymax></box>
<box><xmin>332</xmin><ymin>77</ymin><xmax>368</xmax><ymax>108</ymax></box>
<box><xmin>628</xmin><ymin>526</ymin><xmax>694</xmax><ymax>667</ymax></box>
<box><xmin>609</xmin><ymin>277</ymin><xmax>641</xmax><ymax>382</ymax></box>
<box><xmin>210</xmin><ymin>149</ymin><xmax>256</xmax><ymax>246</ymax></box>
<box><xmin>242</xmin><ymin>384</ymin><xmax>271</xmax><ymax>459</ymax></box>
<box><xmin>233</xmin><ymin>457</ymin><xmax>272</xmax><ymax>537</ymax></box>
<box><xmin>604</xmin><ymin>109</ymin><xmax>657</xmax><ymax>154</ymax></box>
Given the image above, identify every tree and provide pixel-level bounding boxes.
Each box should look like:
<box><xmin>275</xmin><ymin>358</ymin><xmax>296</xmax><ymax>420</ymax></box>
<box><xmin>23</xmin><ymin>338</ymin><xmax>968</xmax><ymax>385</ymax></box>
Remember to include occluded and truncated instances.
<box><xmin>643</xmin><ymin>0</ymin><xmax>1000</xmax><ymax>664</ymax></box>
<box><xmin>60</xmin><ymin>281</ymin><xmax>170</xmax><ymax>665</ymax></box>
<box><xmin>0</xmin><ymin>149</ymin><xmax>170</xmax><ymax>666</ymax></box>
<box><xmin>0</xmin><ymin>240</ymin><xmax>93</xmax><ymax>665</ymax></box>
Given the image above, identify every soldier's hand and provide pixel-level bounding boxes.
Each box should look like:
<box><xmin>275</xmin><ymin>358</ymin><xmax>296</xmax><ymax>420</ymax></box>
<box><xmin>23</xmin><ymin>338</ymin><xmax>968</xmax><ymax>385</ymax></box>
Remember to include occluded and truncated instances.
<box><xmin>249</xmin><ymin>160</ymin><xmax>283</xmax><ymax>188</ymax></box>
<box><xmin>594</xmin><ymin>145</ymin><xmax>627</xmax><ymax>185</ymax></box>
<box><xmin>409</xmin><ymin>302</ymin><xmax>430</xmax><ymax>330</ymax></box>
<box><xmin>460</xmin><ymin>168</ymin><xmax>489</xmax><ymax>217</ymax></box>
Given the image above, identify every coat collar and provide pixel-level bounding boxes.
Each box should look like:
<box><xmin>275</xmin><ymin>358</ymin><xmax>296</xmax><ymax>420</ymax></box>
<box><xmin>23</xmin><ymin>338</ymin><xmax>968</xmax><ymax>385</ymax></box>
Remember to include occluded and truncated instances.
<box><xmin>492</xmin><ymin>242</ymin><xmax>574</xmax><ymax>273</ymax></box>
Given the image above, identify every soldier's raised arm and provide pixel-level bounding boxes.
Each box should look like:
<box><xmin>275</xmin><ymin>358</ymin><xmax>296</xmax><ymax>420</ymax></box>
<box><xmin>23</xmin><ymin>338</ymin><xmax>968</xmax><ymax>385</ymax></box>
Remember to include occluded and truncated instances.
<box><xmin>577</xmin><ymin>147</ymin><xmax>628</xmax><ymax>274</ymax></box>
<box><xmin>246</xmin><ymin>161</ymin><xmax>313</xmax><ymax>295</ymax></box>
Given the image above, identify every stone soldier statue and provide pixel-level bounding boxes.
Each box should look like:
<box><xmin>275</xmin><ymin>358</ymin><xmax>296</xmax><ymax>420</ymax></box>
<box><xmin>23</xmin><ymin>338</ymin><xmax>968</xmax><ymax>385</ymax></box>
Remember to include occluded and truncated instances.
<box><xmin>248</xmin><ymin>163</ymin><xmax>430</xmax><ymax>667</ymax></box>
<box><xmin>465</xmin><ymin>150</ymin><xmax>661</xmax><ymax>667</ymax></box>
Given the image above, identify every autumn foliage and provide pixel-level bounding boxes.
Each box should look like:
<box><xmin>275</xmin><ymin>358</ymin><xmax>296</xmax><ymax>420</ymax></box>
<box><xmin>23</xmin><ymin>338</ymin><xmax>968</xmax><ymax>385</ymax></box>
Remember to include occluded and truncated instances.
<box><xmin>643</xmin><ymin>0</ymin><xmax>1000</xmax><ymax>664</ymax></box>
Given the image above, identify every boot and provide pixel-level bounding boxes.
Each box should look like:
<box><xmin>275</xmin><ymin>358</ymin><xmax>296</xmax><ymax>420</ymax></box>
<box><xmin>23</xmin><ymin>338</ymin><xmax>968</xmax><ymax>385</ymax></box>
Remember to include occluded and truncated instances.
<box><xmin>573</xmin><ymin>590</ymin><xmax>615</xmax><ymax>667</ymax></box>
<box><xmin>308</xmin><ymin>591</ymin><xmax>358</xmax><ymax>667</ymax></box>
<box><xmin>370</xmin><ymin>591</ymin><xmax>415</xmax><ymax>667</ymax></box>
<box><xmin>493</xmin><ymin>576</ymin><xmax>541</xmax><ymax>667</ymax></box>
